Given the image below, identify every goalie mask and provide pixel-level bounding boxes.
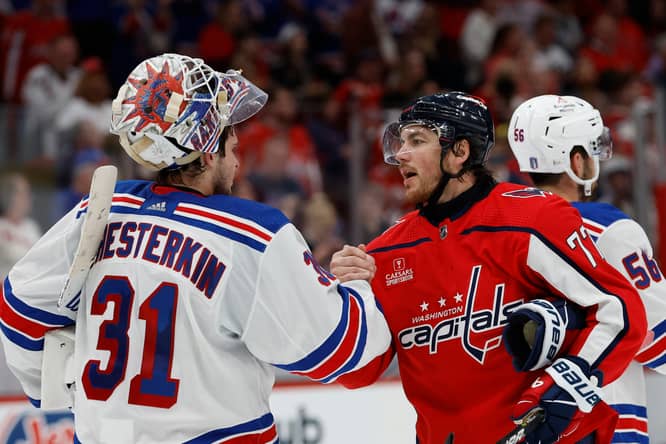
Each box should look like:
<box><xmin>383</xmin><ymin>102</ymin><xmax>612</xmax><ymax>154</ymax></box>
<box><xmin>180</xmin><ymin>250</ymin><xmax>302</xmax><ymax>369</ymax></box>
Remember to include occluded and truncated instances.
<box><xmin>508</xmin><ymin>95</ymin><xmax>613</xmax><ymax>196</ymax></box>
<box><xmin>110</xmin><ymin>53</ymin><xmax>268</xmax><ymax>171</ymax></box>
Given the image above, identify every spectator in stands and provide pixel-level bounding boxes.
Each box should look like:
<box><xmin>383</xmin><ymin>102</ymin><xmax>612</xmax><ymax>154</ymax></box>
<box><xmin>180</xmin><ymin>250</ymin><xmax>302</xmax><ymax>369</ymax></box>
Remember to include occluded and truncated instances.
<box><xmin>0</xmin><ymin>0</ymin><xmax>70</xmax><ymax>103</ymax></box>
<box><xmin>606</xmin><ymin>0</ymin><xmax>650</xmax><ymax>71</ymax></box>
<box><xmin>578</xmin><ymin>12</ymin><xmax>637</xmax><ymax>74</ymax></box>
<box><xmin>550</xmin><ymin>0</ymin><xmax>584</xmax><ymax>54</ymax></box>
<box><xmin>108</xmin><ymin>0</ymin><xmax>171</xmax><ymax>89</ymax></box>
<box><xmin>459</xmin><ymin>0</ymin><xmax>498</xmax><ymax>89</ymax></box>
<box><xmin>532</xmin><ymin>12</ymin><xmax>574</xmax><ymax>77</ymax></box>
<box><xmin>383</xmin><ymin>47</ymin><xmax>438</xmax><ymax>108</ymax></box>
<box><xmin>20</xmin><ymin>33</ymin><xmax>81</xmax><ymax>162</ymax></box>
<box><xmin>271</xmin><ymin>22</ymin><xmax>314</xmax><ymax>96</ymax></box>
<box><xmin>0</xmin><ymin>172</ymin><xmax>41</xmax><ymax>279</ymax></box>
<box><xmin>301</xmin><ymin>192</ymin><xmax>344</xmax><ymax>269</ymax></box>
<box><xmin>329</xmin><ymin>48</ymin><xmax>386</xmax><ymax>148</ymax></box>
<box><xmin>54</xmin><ymin>56</ymin><xmax>113</xmax><ymax>180</ymax></box>
<box><xmin>52</xmin><ymin>142</ymin><xmax>108</xmax><ymax>221</ymax></box>
<box><xmin>197</xmin><ymin>0</ymin><xmax>245</xmax><ymax>72</ymax></box>
<box><xmin>238</xmin><ymin>85</ymin><xmax>322</xmax><ymax>195</ymax></box>
<box><xmin>228</xmin><ymin>31</ymin><xmax>271</xmax><ymax>90</ymax></box>
<box><xmin>357</xmin><ymin>182</ymin><xmax>391</xmax><ymax>241</ymax></box>
<box><xmin>55</xmin><ymin>57</ymin><xmax>112</xmax><ymax>139</ymax></box>
<box><xmin>247</xmin><ymin>135</ymin><xmax>305</xmax><ymax>207</ymax></box>
<box><xmin>304</xmin><ymin>91</ymin><xmax>350</xmax><ymax>212</ymax></box>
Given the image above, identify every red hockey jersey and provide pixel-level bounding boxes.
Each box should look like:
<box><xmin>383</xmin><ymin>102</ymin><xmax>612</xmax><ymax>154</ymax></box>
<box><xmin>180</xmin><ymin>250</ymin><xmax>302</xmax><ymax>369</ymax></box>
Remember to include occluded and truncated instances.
<box><xmin>340</xmin><ymin>179</ymin><xmax>646</xmax><ymax>444</ymax></box>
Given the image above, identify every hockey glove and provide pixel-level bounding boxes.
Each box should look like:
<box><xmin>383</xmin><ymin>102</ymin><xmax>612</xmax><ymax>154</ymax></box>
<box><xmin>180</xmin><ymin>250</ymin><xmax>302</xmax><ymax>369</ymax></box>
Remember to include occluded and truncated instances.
<box><xmin>41</xmin><ymin>326</ymin><xmax>76</xmax><ymax>410</ymax></box>
<box><xmin>512</xmin><ymin>356</ymin><xmax>603</xmax><ymax>444</ymax></box>
<box><xmin>503</xmin><ymin>299</ymin><xmax>586</xmax><ymax>372</ymax></box>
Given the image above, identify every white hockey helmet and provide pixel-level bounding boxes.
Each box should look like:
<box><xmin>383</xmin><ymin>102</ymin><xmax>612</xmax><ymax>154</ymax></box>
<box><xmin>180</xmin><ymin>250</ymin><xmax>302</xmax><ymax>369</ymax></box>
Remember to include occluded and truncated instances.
<box><xmin>507</xmin><ymin>95</ymin><xmax>612</xmax><ymax>196</ymax></box>
<box><xmin>110</xmin><ymin>53</ymin><xmax>267</xmax><ymax>171</ymax></box>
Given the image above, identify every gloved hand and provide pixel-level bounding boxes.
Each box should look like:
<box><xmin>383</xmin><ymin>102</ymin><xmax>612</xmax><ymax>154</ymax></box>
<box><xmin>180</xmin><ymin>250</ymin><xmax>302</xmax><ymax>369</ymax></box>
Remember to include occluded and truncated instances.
<box><xmin>512</xmin><ymin>356</ymin><xmax>602</xmax><ymax>444</ymax></box>
<box><xmin>503</xmin><ymin>299</ymin><xmax>586</xmax><ymax>371</ymax></box>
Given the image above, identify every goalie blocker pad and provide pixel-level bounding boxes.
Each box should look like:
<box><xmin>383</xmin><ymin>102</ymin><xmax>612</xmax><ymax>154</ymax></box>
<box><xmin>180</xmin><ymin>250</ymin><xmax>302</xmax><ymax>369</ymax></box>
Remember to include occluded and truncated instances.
<box><xmin>503</xmin><ymin>299</ymin><xmax>586</xmax><ymax>372</ymax></box>
<box><xmin>41</xmin><ymin>326</ymin><xmax>76</xmax><ymax>410</ymax></box>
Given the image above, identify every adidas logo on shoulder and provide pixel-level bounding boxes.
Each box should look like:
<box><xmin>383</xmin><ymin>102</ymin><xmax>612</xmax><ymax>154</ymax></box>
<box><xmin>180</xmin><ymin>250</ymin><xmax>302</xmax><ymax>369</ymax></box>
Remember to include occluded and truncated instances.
<box><xmin>146</xmin><ymin>201</ymin><xmax>167</xmax><ymax>212</ymax></box>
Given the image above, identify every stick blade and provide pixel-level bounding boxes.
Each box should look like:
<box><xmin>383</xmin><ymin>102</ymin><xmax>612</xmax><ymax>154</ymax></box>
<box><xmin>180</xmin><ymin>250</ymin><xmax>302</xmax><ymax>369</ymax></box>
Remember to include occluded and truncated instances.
<box><xmin>58</xmin><ymin>165</ymin><xmax>117</xmax><ymax>309</ymax></box>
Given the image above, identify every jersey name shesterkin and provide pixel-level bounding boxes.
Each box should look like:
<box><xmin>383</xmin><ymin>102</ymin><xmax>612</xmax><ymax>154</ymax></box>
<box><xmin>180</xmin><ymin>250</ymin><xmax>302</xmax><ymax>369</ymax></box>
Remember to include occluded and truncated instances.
<box><xmin>356</xmin><ymin>182</ymin><xmax>645</xmax><ymax>444</ymax></box>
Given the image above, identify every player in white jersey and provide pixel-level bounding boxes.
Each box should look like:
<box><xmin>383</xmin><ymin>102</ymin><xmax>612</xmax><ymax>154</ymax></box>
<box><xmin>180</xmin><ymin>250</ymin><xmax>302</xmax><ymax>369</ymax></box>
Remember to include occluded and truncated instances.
<box><xmin>508</xmin><ymin>94</ymin><xmax>666</xmax><ymax>444</ymax></box>
<box><xmin>0</xmin><ymin>53</ymin><xmax>391</xmax><ymax>444</ymax></box>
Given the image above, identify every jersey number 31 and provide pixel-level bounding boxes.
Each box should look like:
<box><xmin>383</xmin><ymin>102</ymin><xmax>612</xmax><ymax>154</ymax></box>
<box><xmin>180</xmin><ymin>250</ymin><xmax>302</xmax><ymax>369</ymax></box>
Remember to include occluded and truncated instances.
<box><xmin>82</xmin><ymin>275</ymin><xmax>180</xmax><ymax>408</ymax></box>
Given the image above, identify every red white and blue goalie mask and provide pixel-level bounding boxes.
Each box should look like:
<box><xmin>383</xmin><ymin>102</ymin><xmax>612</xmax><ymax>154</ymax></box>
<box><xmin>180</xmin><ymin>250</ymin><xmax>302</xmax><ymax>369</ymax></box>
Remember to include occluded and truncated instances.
<box><xmin>110</xmin><ymin>53</ymin><xmax>267</xmax><ymax>170</ymax></box>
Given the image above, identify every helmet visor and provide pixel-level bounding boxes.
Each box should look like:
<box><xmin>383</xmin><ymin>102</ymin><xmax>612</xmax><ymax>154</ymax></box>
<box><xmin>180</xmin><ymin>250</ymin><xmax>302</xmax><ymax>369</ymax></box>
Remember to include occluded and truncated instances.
<box><xmin>218</xmin><ymin>70</ymin><xmax>268</xmax><ymax>125</ymax></box>
<box><xmin>382</xmin><ymin>120</ymin><xmax>455</xmax><ymax>165</ymax></box>
<box><xmin>593</xmin><ymin>126</ymin><xmax>613</xmax><ymax>161</ymax></box>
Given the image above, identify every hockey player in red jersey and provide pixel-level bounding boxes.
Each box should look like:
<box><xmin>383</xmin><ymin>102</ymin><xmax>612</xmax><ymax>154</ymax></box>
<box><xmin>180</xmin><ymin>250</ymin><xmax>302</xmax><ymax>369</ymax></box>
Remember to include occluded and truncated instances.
<box><xmin>507</xmin><ymin>94</ymin><xmax>666</xmax><ymax>443</ymax></box>
<box><xmin>330</xmin><ymin>91</ymin><xmax>647</xmax><ymax>443</ymax></box>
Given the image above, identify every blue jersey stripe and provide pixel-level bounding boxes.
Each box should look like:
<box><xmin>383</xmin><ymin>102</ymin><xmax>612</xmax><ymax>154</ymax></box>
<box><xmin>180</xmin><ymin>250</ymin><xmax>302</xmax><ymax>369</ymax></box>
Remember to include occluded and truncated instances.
<box><xmin>653</xmin><ymin>319</ymin><xmax>666</xmax><ymax>339</ymax></box>
<box><xmin>275</xmin><ymin>286</ymin><xmax>353</xmax><ymax>373</ymax></box>
<box><xmin>3</xmin><ymin>279</ymin><xmax>74</xmax><ymax>327</ymax></box>
<box><xmin>114</xmin><ymin>180</ymin><xmax>288</xmax><ymax>234</ymax></box>
<box><xmin>110</xmin><ymin>205</ymin><xmax>268</xmax><ymax>252</ymax></box>
<box><xmin>182</xmin><ymin>412</ymin><xmax>274</xmax><ymax>443</ymax></box>
<box><xmin>368</xmin><ymin>237</ymin><xmax>432</xmax><ymax>254</ymax></box>
<box><xmin>320</xmin><ymin>288</ymin><xmax>368</xmax><ymax>383</ymax></box>
<box><xmin>612</xmin><ymin>431</ymin><xmax>649</xmax><ymax>444</ymax></box>
<box><xmin>612</xmin><ymin>404</ymin><xmax>647</xmax><ymax>417</ymax></box>
<box><xmin>647</xmin><ymin>353</ymin><xmax>666</xmax><ymax>369</ymax></box>
<box><xmin>572</xmin><ymin>202</ymin><xmax>630</xmax><ymax>227</ymax></box>
<box><xmin>0</xmin><ymin>321</ymin><xmax>44</xmax><ymax>350</ymax></box>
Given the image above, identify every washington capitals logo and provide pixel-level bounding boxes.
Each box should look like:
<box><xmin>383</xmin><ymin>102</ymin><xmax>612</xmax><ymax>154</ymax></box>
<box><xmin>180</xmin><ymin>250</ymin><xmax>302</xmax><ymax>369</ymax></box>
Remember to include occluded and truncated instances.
<box><xmin>122</xmin><ymin>61</ymin><xmax>185</xmax><ymax>132</ymax></box>
<box><xmin>502</xmin><ymin>188</ymin><xmax>548</xmax><ymax>198</ymax></box>
<box><xmin>397</xmin><ymin>265</ymin><xmax>523</xmax><ymax>364</ymax></box>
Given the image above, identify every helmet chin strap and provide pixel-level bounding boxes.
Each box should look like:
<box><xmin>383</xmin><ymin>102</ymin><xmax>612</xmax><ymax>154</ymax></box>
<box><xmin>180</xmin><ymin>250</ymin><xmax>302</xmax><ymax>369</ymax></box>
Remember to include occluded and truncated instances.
<box><xmin>419</xmin><ymin>144</ymin><xmax>465</xmax><ymax>208</ymax></box>
<box><xmin>565</xmin><ymin>156</ymin><xmax>600</xmax><ymax>197</ymax></box>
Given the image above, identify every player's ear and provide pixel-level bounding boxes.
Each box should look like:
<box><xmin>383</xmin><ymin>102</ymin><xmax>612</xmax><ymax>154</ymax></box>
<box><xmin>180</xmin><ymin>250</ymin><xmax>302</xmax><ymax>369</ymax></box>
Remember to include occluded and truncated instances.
<box><xmin>452</xmin><ymin>139</ymin><xmax>470</xmax><ymax>162</ymax></box>
<box><xmin>570</xmin><ymin>151</ymin><xmax>585</xmax><ymax>176</ymax></box>
<box><xmin>200</xmin><ymin>153</ymin><xmax>217</xmax><ymax>169</ymax></box>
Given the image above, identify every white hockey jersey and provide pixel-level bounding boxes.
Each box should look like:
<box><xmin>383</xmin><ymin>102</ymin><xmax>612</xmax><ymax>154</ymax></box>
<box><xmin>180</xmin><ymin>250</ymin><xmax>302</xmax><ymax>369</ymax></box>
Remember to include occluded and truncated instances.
<box><xmin>0</xmin><ymin>180</ymin><xmax>391</xmax><ymax>444</ymax></box>
<box><xmin>574</xmin><ymin>201</ymin><xmax>666</xmax><ymax>444</ymax></box>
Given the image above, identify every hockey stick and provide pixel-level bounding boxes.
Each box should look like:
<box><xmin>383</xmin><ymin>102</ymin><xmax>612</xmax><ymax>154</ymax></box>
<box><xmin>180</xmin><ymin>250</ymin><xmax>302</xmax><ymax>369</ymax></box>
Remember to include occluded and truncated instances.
<box><xmin>496</xmin><ymin>408</ymin><xmax>544</xmax><ymax>444</ymax></box>
<box><xmin>57</xmin><ymin>165</ymin><xmax>117</xmax><ymax>311</ymax></box>
<box><xmin>41</xmin><ymin>165</ymin><xmax>116</xmax><ymax>410</ymax></box>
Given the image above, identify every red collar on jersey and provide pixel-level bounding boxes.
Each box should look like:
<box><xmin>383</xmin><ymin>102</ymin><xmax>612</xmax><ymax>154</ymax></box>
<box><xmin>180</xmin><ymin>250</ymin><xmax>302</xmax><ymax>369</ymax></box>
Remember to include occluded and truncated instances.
<box><xmin>151</xmin><ymin>183</ymin><xmax>207</xmax><ymax>197</ymax></box>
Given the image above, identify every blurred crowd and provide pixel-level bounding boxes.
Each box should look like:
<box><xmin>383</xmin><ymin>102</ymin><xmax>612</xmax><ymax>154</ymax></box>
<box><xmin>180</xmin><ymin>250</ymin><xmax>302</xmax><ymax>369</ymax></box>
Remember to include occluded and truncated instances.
<box><xmin>1</xmin><ymin>0</ymin><xmax>666</xmax><ymax>272</ymax></box>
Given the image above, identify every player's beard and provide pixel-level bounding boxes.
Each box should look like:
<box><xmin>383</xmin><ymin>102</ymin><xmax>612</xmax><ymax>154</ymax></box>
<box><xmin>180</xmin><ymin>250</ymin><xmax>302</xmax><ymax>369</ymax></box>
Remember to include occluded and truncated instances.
<box><xmin>404</xmin><ymin>174</ymin><xmax>440</xmax><ymax>205</ymax></box>
<box><xmin>211</xmin><ymin>157</ymin><xmax>234</xmax><ymax>196</ymax></box>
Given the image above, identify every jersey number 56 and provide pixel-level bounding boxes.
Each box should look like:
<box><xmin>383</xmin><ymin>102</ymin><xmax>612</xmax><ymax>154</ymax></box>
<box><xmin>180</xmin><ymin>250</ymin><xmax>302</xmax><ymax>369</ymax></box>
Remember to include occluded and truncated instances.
<box><xmin>622</xmin><ymin>252</ymin><xmax>663</xmax><ymax>290</ymax></box>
